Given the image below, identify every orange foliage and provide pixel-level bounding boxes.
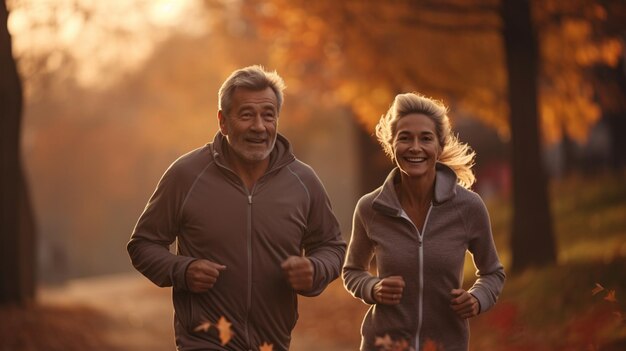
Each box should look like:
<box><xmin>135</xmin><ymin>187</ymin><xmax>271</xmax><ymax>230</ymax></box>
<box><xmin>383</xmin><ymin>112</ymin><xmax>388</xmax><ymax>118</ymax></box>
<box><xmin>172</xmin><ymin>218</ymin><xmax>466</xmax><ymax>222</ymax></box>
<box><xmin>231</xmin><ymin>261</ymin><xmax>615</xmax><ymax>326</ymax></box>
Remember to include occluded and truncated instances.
<box><xmin>603</xmin><ymin>290</ymin><xmax>617</xmax><ymax>303</ymax></box>
<box><xmin>193</xmin><ymin>316</ymin><xmax>234</xmax><ymax>346</ymax></box>
<box><xmin>215</xmin><ymin>316</ymin><xmax>234</xmax><ymax>345</ymax></box>
<box><xmin>242</xmin><ymin>0</ymin><xmax>622</xmax><ymax>144</ymax></box>
<box><xmin>592</xmin><ymin>283</ymin><xmax>605</xmax><ymax>296</ymax></box>
<box><xmin>193</xmin><ymin>321</ymin><xmax>212</xmax><ymax>333</ymax></box>
<box><xmin>591</xmin><ymin>282</ymin><xmax>625</xmax><ymax>329</ymax></box>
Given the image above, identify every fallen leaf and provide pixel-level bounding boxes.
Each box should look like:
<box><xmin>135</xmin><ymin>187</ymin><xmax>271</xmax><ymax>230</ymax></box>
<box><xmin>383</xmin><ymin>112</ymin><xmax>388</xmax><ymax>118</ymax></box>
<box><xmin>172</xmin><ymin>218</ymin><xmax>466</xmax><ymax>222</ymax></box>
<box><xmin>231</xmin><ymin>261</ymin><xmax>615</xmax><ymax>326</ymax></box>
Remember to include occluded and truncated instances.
<box><xmin>259</xmin><ymin>342</ymin><xmax>273</xmax><ymax>351</ymax></box>
<box><xmin>591</xmin><ymin>283</ymin><xmax>604</xmax><ymax>296</ymax></box>
<box><xmin>604</xmin><ymin>290</ymin><xmax>617</xmax><ymax>303</ymax></box>
<box><xmin>216</xmin><ymin>316</ymin><xmax>234</xmax><ymax>345</ymax></box>
<box><xmin>193</xmin><ymin>321</ymin><xmax>211</xmax><ymax>333</ymax></box>
<box><xmin>613</xmin><ymin>311</ymin><xmax>624</xmax><ymax>323</ymax></box>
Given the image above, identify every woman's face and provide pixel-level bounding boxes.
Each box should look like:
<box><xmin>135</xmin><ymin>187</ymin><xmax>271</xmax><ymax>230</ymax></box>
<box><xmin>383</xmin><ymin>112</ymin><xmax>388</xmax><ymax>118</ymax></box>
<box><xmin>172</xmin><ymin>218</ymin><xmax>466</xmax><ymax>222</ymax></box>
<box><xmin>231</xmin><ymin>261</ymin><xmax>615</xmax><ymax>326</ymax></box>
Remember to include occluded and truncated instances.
<box><xmin>392</xmin><ymin>113</ymin><xmax>441</xmax><ymax>179</ymax></box>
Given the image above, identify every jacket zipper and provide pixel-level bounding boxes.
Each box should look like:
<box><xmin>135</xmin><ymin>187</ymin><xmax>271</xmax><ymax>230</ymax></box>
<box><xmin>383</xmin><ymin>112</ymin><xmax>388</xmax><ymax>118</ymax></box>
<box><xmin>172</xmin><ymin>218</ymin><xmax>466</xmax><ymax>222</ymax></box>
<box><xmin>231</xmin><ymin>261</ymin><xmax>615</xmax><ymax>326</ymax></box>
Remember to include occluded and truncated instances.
<box><xmin>213</xmin><ymin>153</ymin><xmax>283</xmax><ymax>349</ymax></box>
<box><xmin>399</xmin><ymin>204</ymin><xmax>433</xmax><ymax>351</ymax></box>
<box><xmin>245</xmin><ymin>191</ymin><xmax>254</xmax><ymax>348</ymax></box>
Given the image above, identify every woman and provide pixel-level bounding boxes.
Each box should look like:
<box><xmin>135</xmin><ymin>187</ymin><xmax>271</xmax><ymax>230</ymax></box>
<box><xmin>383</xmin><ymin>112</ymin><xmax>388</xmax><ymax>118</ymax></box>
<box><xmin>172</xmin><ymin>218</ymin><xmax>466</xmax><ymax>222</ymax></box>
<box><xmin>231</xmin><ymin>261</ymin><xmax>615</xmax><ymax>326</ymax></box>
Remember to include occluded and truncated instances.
<box><xmin>343</xmin><ymin>93</ymin><xmax>505</xmax><ymax>351</ymax></box>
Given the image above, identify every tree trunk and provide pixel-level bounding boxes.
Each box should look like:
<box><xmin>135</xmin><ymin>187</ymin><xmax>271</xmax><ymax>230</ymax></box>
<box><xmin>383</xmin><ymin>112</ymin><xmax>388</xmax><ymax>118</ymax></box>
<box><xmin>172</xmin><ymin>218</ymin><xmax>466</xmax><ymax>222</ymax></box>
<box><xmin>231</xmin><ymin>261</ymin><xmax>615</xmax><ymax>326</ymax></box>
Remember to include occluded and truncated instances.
<box><xmin>502</xmin><ymin>0</ymin><xmax>556</xmax><ymax>273</ymax></box>
<box><xmin>1</xmin><ymin>0</ymin><xmax>36</xmax><ymax>305</ymax></box>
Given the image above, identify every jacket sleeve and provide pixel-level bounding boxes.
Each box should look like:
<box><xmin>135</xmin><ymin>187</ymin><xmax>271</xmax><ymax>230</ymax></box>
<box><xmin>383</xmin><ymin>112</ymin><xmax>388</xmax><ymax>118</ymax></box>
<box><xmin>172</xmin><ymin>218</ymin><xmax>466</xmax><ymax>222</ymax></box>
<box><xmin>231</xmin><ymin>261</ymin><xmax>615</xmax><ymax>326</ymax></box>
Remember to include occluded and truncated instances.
<box><xmin>466</xmin><ymin>193</ymin><xmax>505</xmax><ymax>313</ymax></box>
<box><xmin>342</xmin><ymin>197</ymin><xmax>380</xmax><ymax>304</ymax></box>
<box><xmin>126</xmin><ymin>161</ymin><xmax>196</xmax><ymax>291</ymax></box>
<box><xmin>299</xmin><ymin>171</ymin><xmax>347</xmax><ymax>297</ymax></box>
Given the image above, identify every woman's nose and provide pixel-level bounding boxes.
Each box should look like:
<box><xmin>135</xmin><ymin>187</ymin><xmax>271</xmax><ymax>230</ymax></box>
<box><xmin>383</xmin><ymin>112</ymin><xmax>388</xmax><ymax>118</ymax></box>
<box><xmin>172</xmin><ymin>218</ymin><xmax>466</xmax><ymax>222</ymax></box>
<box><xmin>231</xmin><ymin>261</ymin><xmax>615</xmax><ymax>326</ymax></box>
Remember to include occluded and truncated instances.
<box><xmin>408</xmin><ymin>138</ymin><xmax>420</xmax><ymax>151</ymax></box>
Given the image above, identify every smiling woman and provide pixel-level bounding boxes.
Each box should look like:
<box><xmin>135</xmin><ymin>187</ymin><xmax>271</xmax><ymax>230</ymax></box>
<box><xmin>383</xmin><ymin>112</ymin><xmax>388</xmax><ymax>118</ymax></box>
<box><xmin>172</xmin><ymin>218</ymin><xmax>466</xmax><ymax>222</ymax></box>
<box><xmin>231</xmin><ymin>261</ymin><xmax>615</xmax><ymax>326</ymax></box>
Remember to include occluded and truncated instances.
<box><xmin>343</xmin><ymin>92</ymin><xmax>505</xmax><ymax>351</ymax></box>
<box><xmin>7</xmin><ymin>0</ymin><xmax>209</xmax><ymax>89</ymax></box>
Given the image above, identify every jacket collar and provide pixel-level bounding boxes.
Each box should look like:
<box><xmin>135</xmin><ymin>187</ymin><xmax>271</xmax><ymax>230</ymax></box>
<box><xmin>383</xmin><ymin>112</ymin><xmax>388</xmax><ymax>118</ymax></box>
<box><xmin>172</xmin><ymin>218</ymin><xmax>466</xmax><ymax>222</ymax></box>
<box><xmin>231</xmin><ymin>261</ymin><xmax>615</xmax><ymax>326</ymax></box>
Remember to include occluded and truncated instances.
<box><xmin>209</xmin><ymin>132</ymin><xmax>296</xmax><ymax>173</ymax></box>
<box><xmin>372</xmin><ymin>163</ymin><xmax>458</xmax><ymax>215</ymax></box>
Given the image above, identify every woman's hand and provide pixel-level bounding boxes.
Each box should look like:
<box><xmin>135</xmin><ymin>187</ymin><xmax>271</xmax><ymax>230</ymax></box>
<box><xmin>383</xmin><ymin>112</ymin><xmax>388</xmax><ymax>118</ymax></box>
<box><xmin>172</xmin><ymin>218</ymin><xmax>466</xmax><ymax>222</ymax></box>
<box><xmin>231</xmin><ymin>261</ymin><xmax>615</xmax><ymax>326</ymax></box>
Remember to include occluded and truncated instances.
<box><xmin>373</xmin><ymin>275</ymin><xmax>405</xmax><ymax>305</ymax></box>
<box><xmin>450</xmin><ymin>289</ymin><xmax>480</xmax><ymax>319</ymax></box>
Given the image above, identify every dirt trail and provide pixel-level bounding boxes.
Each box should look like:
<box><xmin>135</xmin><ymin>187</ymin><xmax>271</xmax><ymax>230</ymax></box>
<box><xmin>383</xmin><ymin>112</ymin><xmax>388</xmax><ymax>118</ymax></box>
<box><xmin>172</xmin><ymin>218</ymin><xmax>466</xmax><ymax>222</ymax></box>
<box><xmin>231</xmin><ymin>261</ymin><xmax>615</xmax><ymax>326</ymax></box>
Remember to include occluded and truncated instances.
<box><xmin>39</xmin><ymin>272</ymin><xmax>357</xmax><ymax>351</ymax></box>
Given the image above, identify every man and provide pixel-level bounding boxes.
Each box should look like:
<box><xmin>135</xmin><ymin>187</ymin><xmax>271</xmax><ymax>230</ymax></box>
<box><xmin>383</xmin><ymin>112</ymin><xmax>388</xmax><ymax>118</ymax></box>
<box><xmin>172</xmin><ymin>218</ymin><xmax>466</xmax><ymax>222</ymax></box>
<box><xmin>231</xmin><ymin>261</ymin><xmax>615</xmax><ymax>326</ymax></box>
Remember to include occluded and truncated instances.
<box><xmin>127</xmin><ymin>65</ymin><xmax>346</xmax><ymax>350</ymax></box>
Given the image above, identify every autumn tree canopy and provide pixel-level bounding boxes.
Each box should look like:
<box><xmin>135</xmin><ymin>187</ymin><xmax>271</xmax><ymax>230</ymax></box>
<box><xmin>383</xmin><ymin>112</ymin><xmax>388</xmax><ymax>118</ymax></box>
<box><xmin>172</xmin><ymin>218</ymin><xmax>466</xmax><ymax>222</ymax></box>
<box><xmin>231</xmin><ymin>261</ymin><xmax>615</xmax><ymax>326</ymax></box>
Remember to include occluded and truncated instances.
<box><xmin>239</xmin><ymin>0</ymin><xmax>623</xmax><ymax>144</ymax></box>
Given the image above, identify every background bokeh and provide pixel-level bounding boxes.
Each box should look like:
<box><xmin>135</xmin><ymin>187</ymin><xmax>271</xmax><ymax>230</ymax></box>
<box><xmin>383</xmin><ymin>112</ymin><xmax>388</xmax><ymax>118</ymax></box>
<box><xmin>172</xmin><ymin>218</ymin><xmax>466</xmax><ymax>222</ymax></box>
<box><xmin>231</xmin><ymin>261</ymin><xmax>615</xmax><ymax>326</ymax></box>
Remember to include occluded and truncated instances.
<box><xmin>2</xmin><ymin>0</ymin><xmax>625</xmax><ymax>350</ymax></box>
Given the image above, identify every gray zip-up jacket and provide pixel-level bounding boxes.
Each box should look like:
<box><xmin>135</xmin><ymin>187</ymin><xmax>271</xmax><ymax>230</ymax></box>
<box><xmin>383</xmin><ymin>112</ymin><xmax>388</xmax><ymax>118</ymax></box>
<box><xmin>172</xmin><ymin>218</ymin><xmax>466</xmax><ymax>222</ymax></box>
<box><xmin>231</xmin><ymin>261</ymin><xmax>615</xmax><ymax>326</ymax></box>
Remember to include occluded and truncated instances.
<box><xmin>128</xmin><ymin>132</ymin><xmax>346</xmax><ymax>351</ymax></box>
<box><xmin>343</xmin><ymin>164</ymin><xmax>505</xmax><ymax>351</ymax></box>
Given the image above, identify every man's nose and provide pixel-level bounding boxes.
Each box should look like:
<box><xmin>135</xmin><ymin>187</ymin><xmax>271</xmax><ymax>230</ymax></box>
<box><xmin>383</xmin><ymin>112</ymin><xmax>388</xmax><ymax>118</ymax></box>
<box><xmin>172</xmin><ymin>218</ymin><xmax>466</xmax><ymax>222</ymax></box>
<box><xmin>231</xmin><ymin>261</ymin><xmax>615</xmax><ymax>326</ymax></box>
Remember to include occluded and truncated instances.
<box><xmin>250</xmin><ymin>114</ymin><xmax>265</xmax><ymax>131</ymax></box>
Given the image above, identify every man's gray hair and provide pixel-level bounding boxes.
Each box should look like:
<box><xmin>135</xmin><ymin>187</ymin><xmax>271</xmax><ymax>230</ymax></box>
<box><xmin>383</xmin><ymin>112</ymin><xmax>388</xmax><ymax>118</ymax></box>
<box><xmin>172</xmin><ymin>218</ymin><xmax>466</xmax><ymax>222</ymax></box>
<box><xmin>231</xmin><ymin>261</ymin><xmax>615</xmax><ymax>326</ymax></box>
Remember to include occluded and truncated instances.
<box><xmin>218</xmin><ymin>65</ymin><xmax>286</xmax><ymax>116</ymax></box>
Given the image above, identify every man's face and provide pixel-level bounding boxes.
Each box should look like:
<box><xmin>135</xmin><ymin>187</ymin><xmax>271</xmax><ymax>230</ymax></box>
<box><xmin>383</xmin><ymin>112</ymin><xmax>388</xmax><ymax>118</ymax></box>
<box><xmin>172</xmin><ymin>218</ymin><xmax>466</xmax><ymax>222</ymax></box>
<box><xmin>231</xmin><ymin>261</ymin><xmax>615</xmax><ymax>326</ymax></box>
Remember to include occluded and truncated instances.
<box><xmin>219</xmin><ymin>87</ymin><xmax>278</xmax><ymax>165</ymax></box>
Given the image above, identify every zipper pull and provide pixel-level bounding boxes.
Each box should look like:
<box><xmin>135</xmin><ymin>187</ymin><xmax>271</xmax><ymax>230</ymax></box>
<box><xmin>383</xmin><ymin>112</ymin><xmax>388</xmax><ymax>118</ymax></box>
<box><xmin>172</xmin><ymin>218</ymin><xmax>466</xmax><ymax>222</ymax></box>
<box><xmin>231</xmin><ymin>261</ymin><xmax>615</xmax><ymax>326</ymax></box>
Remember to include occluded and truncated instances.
<box><xmin>248</xmin><ymin>195</ymin><xmax>252</xmax><ymax>204</ymax></box>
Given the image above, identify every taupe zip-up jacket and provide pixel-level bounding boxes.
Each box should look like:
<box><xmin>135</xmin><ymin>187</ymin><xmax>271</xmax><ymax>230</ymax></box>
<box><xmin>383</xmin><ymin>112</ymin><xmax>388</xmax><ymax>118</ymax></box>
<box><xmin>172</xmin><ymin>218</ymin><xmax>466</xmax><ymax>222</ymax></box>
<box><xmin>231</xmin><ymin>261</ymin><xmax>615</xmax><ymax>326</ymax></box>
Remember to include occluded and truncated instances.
<box><xmin>343</xmin><ymin>164</ymin><xmax>505</xmax><ymax>351</ymax></box>
<box><xmin>128</xmin><ymin>132</ymin><xmax>346</xmax><ymax>351</ymax></box>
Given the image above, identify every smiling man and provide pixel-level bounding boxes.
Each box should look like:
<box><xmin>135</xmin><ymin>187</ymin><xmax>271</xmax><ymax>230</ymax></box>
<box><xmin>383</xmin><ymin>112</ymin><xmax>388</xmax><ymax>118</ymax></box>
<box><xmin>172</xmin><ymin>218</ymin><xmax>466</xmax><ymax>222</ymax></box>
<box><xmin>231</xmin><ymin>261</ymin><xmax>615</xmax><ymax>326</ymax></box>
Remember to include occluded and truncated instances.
<box><xmin>127</xmin><ymin>65</ymin><xmax>346</xmax><ymax>351</ymax></box>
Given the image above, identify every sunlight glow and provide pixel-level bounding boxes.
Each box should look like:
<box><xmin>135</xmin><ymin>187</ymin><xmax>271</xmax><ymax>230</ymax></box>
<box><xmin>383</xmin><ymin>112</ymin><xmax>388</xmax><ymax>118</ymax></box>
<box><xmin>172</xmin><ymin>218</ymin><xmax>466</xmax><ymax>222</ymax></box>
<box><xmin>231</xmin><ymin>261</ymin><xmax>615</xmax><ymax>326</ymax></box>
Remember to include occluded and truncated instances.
<box><xmin>8</xmin><ymin>0</ymin><xmax>211</xmax><ymax>89</ymax></box>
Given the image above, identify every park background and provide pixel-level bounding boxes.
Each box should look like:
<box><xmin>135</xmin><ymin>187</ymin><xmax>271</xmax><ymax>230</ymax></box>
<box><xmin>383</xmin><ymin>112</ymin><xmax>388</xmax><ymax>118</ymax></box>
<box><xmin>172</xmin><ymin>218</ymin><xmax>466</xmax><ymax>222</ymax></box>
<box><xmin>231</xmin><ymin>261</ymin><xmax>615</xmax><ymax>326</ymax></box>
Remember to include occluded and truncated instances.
<box><xmin>1</xmin><ymin>0</ymin><xmax>625</xmax><ymax>350</ymax></box>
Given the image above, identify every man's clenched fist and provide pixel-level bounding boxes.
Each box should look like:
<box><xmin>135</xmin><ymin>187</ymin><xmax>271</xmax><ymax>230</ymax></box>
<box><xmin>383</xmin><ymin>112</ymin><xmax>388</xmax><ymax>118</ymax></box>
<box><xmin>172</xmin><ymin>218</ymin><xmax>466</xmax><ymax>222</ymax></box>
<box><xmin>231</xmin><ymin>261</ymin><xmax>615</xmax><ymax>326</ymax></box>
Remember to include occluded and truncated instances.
<box><xmin>281</xmin><ymin>256</ymin><xmax>314</xmax><ymax>292</ymax></box>
<box><xmin>185</xmin><ymin>259</ymin><xmax>226</xmax><ymax>293</ymax></box>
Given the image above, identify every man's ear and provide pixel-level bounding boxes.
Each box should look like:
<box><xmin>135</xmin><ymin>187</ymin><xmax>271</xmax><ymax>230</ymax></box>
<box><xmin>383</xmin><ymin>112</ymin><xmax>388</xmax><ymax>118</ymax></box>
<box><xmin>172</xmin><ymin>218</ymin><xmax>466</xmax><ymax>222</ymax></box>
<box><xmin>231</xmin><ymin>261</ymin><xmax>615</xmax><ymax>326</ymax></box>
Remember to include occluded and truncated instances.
<box><xmin>218</xmin><ymin>110</ymin><xmax>227</xmax><ymax>135</ymax></box>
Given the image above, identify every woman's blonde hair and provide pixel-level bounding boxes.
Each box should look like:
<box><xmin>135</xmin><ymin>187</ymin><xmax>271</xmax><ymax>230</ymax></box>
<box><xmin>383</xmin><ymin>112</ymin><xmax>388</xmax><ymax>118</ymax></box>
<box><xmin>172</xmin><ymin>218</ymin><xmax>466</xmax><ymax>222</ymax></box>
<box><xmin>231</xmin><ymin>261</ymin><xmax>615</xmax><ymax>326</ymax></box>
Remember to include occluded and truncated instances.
<box><xmin>375</xmin><ymin>92</ymin><xmax>476</xmax><ymax>188</ymax></box>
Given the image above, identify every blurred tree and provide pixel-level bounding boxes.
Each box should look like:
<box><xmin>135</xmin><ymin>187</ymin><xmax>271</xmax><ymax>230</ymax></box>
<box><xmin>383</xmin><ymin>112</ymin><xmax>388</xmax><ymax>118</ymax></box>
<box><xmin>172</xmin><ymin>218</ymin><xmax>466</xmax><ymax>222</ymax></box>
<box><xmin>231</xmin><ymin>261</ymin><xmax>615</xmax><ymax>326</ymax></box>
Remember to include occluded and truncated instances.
<box><xmin>239</xmin><ymin>0</ymin><xmax>623</xmax><ymax>272</ymax></box>
<box><xmin>587</xmin><ymin>0</ymin><xmax>626</xmax><ymax>170</ymax></box>
<box><xmin>502</xmin><ymin>0</ymin><xmax>556</xmax><ymax>272</ymax></box>
<box><xmin>1</xmin><ymin>0</ymin><xmax>36</xmax><ymax>305</ymax></box>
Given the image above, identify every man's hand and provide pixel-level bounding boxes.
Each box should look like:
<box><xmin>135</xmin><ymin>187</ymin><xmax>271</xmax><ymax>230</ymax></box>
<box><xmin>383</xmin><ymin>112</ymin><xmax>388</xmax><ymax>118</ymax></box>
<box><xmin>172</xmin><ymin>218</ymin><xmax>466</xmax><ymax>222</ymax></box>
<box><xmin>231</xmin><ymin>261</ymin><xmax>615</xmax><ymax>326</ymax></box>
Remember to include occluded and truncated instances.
<box><xmin>372</xmin><ymin>275</ymin><xmax>405</xmax><ymax>305</ymax></box>
<box><xmin>281</xmin><ymin>256</ymin><xmax>314</xmax><ymax>292</ymax></box>
<box><xmin>450</xmin><ymin>289</ymin><xmax>480</xmax><ymax>319</ymax></box>
<box><xmin>185</xmin><ymin>259</ymin><xmax>226</xmax><ymax>293</ymax></box>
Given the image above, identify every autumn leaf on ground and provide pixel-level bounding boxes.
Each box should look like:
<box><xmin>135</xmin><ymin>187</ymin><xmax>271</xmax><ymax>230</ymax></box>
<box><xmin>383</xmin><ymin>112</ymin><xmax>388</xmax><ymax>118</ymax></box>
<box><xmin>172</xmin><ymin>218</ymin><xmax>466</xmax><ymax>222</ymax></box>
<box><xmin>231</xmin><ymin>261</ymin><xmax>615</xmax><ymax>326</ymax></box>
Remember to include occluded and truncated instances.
<box><xmin>216</xmin><ymin>316</ymin><xmax>234</xmax><ymax>345</ymax></box>
<box><xmin>613</xmin><ymin>311</ymin><xmax>624</xmax><ymax>323</ymax></box>
<box><xmin>193</xmin><ymin>321</ymin><xmax>211</xmax><ymax>333</ymax></box>
<box><xmin>591</xmin><ymin>283</ymin><xmax>604</xmax><ymax>296</ymax></box>
<box><xmin>259</xmin><ymin>342</ymin><xmax>273</xmax><ymax>351</ymax></box>
<box><xmin>604</xmin><ymin>289</ymin><xmax>617</xmax><ymax>303</ymax></box>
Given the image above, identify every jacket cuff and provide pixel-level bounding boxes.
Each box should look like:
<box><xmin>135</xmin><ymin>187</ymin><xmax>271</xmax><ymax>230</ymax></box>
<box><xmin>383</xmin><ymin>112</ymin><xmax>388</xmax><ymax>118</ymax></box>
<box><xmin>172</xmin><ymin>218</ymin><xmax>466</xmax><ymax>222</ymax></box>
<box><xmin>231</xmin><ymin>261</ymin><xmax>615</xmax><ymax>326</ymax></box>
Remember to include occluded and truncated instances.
<box><xmin>468</xmin><ymin>288</ymin><xmax>489</xmax><ymax>314</ymax></box>
<box><xmin>363</xmin><ymin>277</ymin><xmax>381</xmax><ymax>305</ymax></box>
<box><xmin>299</xmin><ymin>257</ymin><xmax>326</xmax><ymax>297</ymax></box>
<box><xmin>173</xmin><ymin>257</ymin><xmax>198</xmax><ymax>291</ymax></box>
